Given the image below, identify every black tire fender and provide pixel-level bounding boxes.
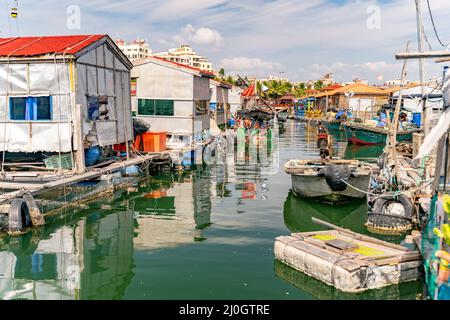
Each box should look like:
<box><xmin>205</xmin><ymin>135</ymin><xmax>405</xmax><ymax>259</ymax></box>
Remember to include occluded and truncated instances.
<box><xmin>8</xmin><ymin>199</ymin><xmax>32</xmax><ymax>233</ymax></box>
<box><xmin>371</xmin><ymin>193</ymin><xmax>414</xmax><ymax>220</ymax></box>
<box><xmin>324</xmin><ymin>164</ymin><xmax>351</xmax><ymax>191</ymax></box>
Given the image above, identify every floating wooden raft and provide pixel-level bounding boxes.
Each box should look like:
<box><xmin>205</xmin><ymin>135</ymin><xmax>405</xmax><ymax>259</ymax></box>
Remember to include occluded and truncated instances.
<box><xmin>274</xmin><ymin>219</ymin><xmax>422</xmax><ymax>293</ymax></box>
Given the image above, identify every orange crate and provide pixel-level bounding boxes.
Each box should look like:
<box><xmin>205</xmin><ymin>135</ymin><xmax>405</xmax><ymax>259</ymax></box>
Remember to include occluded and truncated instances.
<box><xmin>113</xmin><ymin>142</ymin><xmax>127</xmax><ymax>152</ymax></box>
<box><xmin>142</xmin><ymin>132</ymin><xmax>167</xmax><ymax>152</ymax></box>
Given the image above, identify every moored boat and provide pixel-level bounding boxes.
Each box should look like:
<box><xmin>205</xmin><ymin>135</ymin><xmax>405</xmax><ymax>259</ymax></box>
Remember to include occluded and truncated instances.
<box><xmin>284</xmin><ymin>159</ymin><xmax>377</xmax><ymax>203</ymax></box>
<box><xmin>323</xmin><ymin>119</ymin><xmax>344</xmax><ymax>132</ymax></box>
<box><xmin>345</xmin><ymin>123</ymin><xmax>420</xmax><ymax>145</ymax></box>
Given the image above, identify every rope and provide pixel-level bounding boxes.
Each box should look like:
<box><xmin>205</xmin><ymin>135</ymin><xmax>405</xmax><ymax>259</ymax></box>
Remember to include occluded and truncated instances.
<box><xmin>340</xmin><ymin>178</ymin><xmax>434</xmax><ymax>198</ymax></box>
<box><xmin>426</xmin><ymin>0</ymin><xmax>450</xmax><ymax>48</ymax></box>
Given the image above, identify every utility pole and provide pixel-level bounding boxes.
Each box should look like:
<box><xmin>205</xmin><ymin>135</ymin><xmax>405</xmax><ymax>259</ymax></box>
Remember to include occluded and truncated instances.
<box><xmin>415</xmin><ymin>0</ymin><xmax>428</xmax><ymax>135</ymax></box>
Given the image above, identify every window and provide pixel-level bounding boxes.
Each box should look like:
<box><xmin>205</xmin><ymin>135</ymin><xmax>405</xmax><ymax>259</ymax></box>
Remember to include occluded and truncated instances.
<box><xmin>10</xmin><ymin>96</ymin><xmax>52</xmax><ymax>120</ymax></box>
<box><xmin>131</xmin><ymin>78</ymin><xmax>137</xmax><ymax>96</ymax></box>
<box><xmin>138</xmin><ymin>99</ymin><xmax>174</xmax><ymax>116</ymax></box>
<box><xmin>87</xmin><ymin>96</ymin><xmax>109</xmax><ymax>121</ymax></box>
<box><xmin>195</xmin><ymin>100</ymin><xmax>209</xmax><ymax>116</ymax></box>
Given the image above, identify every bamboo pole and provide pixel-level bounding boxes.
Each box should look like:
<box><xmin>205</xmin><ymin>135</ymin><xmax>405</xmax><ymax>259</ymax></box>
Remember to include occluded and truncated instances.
<box><xmin>389</xmin><ymin>42</ymin><xmax>410</xmax><ymax>186</ymax></box>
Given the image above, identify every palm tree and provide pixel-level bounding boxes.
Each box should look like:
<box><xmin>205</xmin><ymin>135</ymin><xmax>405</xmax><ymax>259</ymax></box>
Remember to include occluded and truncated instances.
<box><xmin>218</xmin><ymin>68</ymin><xmax>225</xmax><ymax>79</ymax></box>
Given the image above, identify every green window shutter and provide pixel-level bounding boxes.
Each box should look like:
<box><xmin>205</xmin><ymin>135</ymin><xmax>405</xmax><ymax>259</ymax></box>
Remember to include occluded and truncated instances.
<box><xmin>10</xmin><ymin>97</ymin><xmax>26</xmax><ymax>120</ymax></box>
<box><xmin>138</xmin><ymin>99</ymin><xmax>155</xmax><ymax>115</ymax></box>
<box><xmin>154</xmin><ymin>99</ymin><xmax>174</xmax><ymax>116</ymax></box>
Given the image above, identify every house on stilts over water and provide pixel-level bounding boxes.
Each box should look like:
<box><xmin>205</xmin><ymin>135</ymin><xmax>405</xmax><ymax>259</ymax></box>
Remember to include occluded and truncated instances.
<box><xmin>0</xmin><ymin>35</ymin><xmax>134</xmax><ymax>171</ymax></box>
<box><xmin>0</xmin><ymin>35</ymin><xmax>177</xmax><ymax>235</ymax></box>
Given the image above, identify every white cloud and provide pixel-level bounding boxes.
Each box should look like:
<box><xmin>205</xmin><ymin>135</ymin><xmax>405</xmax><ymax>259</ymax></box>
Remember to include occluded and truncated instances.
<box><xmin>297</xmin><ymin>60</ymin><xmax>426</xmax><ymax>84</ymax></box>
<box><xmin>219</xmin><ymin>57</ymin><xmax>282</xmax><ymax>77</ymax></box>
<box><xmin>173</xmin><ymin>24</ymin><xmax>225</xmax><ymax>47</ymax></box>
<box><xmin>5</xmin><ymin>0</ymin><xmax>450</xmax><ymax>82</ymax></box>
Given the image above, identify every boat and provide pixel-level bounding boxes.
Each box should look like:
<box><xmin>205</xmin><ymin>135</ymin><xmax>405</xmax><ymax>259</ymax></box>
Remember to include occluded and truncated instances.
<box><xmin>284</xmin><ymin>159</ymin><xmax>377</xmax><ymax>203</ymax></box>
<box><xmin>323</xmin><ymin>119</ymin><xmax>344</xmax><ymax>132</ymax></box>
<box><xmin>344</xmin><ymin>123</ymin><xmax>420</xmax><ymax>145</ymax></box>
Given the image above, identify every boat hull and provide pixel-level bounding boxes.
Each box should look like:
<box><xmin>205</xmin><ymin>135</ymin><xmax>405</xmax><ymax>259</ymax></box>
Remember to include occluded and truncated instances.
<box><xmin>290</xmin><ymin>173</ymin><xmax>370</xmax><ymax>203</ymax></box>
<box><xmin>323</xmin><ymin>121</ymin><xmax>342</xmax><ymax>132</ymax></box>
<box><xmin>345</xmin><ymin>126</ymin><xmax>414</xmax><ymax>145</ymax></box>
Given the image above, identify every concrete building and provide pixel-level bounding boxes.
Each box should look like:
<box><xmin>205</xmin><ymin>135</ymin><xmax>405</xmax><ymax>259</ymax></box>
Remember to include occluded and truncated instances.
<box><xmin>385</xmin><ymin>78</ymin><xmax>412</xmax><ymax>87</ymax></box>
<box><xmin>116</xmin><ymin>38</ymin><xmax>151</xmax><ymax>61</ymax></box>
<box><xmin>131</xmin><ymin>56</ymin><xmax>214</xmax><ymax>142</ymax></box>
<box><xmin>209</xmin><ymin>79</ymin><xmax>231</xmax><ymax>127</ymax></box>
<box><xmin>152</xmin><ymin>45</ymin><xmax>213</xmax><ymax>72</ymax></box>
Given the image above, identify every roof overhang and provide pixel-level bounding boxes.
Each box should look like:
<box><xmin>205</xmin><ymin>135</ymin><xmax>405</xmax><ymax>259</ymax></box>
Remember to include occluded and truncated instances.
<box><xmin>0</xmin><ymin>35</ymin><xmax>133</xmax><ymax>70</ymax></box>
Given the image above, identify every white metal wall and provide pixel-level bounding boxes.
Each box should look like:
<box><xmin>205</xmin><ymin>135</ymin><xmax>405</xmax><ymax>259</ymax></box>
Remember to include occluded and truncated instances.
<box><xmin>76</xmin><ymin>43</ymin><xmax>133</xmax><ymax>149</ymax></box>
<box><xmin>0</xmin><ymin>62</ymin><xmax>73</xmax><ymax>152</ymax></box>
<box><xmin>132</xmin><ymin>61</ymin><xmax>211</xmax><ymax>137</ymax></box>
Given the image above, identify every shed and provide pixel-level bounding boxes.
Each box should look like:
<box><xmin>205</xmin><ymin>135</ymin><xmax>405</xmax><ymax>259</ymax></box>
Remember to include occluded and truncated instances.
<box><xmin>0</xmin><ymin>35</ymin><xmax>133</xmax><ymax>168</ymax></box>
<box><xmin>228</xmin><ymin>85</ymin><xmax>243</xmax><ymax>116</ymax></box>
<box><xmin>131</xmin><ymin>57</ymin><xmax>215</xmax><ymax>142</ymax></box>
<box><xmin>209</xmin><ymin>79</ymin><xmax>231</xmax><ymax>126</ymax></box>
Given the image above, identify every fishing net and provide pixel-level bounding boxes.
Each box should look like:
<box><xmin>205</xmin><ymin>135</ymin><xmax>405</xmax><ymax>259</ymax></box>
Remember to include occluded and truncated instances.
<box><xmin>421</xmin><ymin>194</ymin><xmax>450</xmax><ymax>300</ymax></box>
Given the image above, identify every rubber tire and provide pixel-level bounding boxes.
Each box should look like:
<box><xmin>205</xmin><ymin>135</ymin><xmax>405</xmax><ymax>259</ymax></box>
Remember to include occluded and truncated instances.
<box><xmin>8</xmin><ymin>199</ymin><xmax>32</xmax><ymax>233</ymax></box>
<box><xmin>368</xmin><ymin>193</ymin><xmax>414</xmax><ymax>229</ymax></box>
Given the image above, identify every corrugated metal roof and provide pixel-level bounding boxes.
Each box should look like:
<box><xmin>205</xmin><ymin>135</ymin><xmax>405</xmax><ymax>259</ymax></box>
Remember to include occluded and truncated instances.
<box><xmin>134</xmin><ymin>56</ymin><xmax>215</xmax><ymax>77</ymax></box>
<box><xmin>0</xmin><ymin>35</ymin><xmax>106</xmax><ymax>57</ymax></box>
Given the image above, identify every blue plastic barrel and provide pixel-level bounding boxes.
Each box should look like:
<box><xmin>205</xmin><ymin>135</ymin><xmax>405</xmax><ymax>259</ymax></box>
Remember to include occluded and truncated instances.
<box><xmin>412</xmin><ymin>113</ymin><xmax>421</xmax><ymax>127</ymax></box>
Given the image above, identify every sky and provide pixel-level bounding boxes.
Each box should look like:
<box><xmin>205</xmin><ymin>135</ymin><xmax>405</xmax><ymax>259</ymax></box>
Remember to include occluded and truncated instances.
<box><xmin>2</xmin><ymin>0</ymin><xmax>450</xmax><ymax>84</ymax></box>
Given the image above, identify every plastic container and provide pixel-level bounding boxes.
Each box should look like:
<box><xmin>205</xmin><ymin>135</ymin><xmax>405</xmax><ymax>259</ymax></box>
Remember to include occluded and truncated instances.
<box><xmin>43</xmin><ymin>153</ymin><xmax>73</xmax><ymax>170</ymax></box>
<box><xmin>412</xmin><ymin>113</ymin><xmax>421</xmax><ymax>127</ymax></box>
<box><xmin>113</xmin><ymin>142</ymin><xmax>127</xmax><ymax>153</ymax></box>
<box><xmin>142</xmin><ymin>132</ymin><xmax>167</xmax><ymax>152</ymax></box>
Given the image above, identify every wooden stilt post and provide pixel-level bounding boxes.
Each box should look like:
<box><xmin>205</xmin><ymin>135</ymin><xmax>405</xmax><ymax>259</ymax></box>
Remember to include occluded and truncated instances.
<box><xmin>74</xmin><ymin>104</ymin><xmax>86</xmax><ymax>174</ymax></box>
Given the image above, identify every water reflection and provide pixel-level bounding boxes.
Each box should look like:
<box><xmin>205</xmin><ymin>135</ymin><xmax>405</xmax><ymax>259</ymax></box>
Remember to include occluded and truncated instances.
<box><xmin>0</xmin><ymin>120</ymin><xmax>422</xmax><ymax>300</ymax></box>
<box><xmin>274</xmin><ymin>260</ymin><xmax>422</xmax><ymax>300</ymax></box>
<box><xmin>0</xmin><ymin>208</ymin><xmax>134</xmax><ymax>300</ymax></box>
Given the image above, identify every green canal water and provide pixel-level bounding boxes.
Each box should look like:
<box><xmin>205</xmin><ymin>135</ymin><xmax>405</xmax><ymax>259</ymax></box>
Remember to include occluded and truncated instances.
<box><xmin>0</xmin><ymin>121</ymin><xmax>424</xmax><ymax>300</ymax></box>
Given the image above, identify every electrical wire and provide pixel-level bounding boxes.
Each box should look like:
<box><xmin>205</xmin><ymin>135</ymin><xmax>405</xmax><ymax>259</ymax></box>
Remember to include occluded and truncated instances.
<box><xmin>426</xmin><ymin>0</ymin><xmax>449</xmax><ymax>48</ymax></box>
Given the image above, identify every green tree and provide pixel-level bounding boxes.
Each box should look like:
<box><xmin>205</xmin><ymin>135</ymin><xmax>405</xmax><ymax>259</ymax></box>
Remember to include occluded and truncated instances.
<box><xmin>314</xmin><ymin>80</ymin><xmax>324</xmax><ymax>90</ymax></box>
<box><xmin>218</xmin><ymin>68</ymin><xmax>225</xmax><ymax>78</ymax></box>
<box><xmin>226</xmin><ymin>75</ymin><xmax>235</xmax><ymax>85</ymax></box>
<box><xmin>258</xmin><ymin>80</ymin><xmax>292</xmax><ymax>101</ymax></box>
<box><xmin>293</xmin><ymin>84</ymin><xmax>306</xmax><ymax>97</ymax></box>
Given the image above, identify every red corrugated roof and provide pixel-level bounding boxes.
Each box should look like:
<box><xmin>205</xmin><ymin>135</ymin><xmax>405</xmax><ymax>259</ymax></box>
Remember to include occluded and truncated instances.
<box><xmin>323</xmin><ymin>84</ymin><xmax>342</xmax><ymax>91</ymax></box>
<box><xmin>0</xmin><ymin>35</ymin><xmax>106</xmax><ymax>57</ymax></box>
<box><xmin>151</xmin><ymin>56</ymin><xmax>215</xmax><ymax>77</ymax></box>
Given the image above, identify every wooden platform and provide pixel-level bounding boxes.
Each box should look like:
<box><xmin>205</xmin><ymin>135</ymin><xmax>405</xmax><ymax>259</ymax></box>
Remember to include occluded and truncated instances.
<box><xmin>0</xmin><ymin>153</ymin><xmax>171</xmax><ymax>205</ymax></box>
<box><xmin>274</xmin><ymin>221</ymin><xmax>422</xmax><ymax>293</ymax></box>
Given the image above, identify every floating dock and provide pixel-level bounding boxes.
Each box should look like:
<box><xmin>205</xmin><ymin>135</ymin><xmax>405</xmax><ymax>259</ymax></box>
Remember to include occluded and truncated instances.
<box><xmin>274</xmin><ymin>218</ymin><xmax>422</xmax><ymax>293</ymax></box>
<box><xmin>0</xmin><ymin>153</ymin><xmax>172</xmax><ymax>234</ymax></box>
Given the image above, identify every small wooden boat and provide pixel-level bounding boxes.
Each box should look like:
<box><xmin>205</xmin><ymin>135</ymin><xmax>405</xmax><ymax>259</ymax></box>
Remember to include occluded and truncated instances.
<box><xmin>284</xmin><ymin>159</ymin><xmax>377</xmax><ymax>203</ymax></box>
<box><xmin>344</xmin><ymin>123</ymin><xmax>420</xmax><ymax>145</ymax></box>
<box><xmin>323</xmin><ymin>119</ymin><xmax>344</xmax><ymax>132</ymax></box>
